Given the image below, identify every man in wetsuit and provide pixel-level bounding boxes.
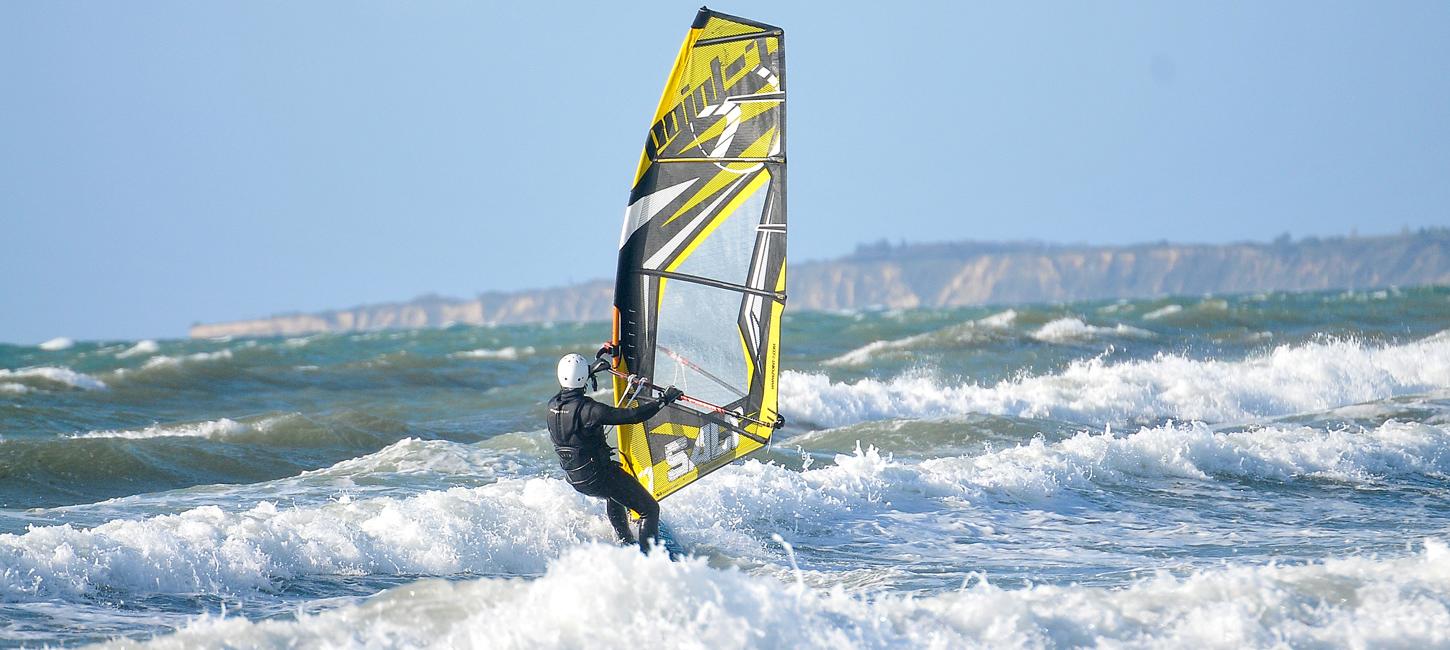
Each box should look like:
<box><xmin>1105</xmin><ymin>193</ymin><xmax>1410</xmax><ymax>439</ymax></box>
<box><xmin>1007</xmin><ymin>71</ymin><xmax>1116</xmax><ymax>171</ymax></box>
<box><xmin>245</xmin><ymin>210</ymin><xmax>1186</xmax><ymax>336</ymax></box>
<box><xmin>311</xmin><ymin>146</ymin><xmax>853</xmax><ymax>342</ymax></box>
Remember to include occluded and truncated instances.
<box><xmin>547</xmin><ymin>351</ymin><xmax>682</xmax><ymax>552</ymax></box>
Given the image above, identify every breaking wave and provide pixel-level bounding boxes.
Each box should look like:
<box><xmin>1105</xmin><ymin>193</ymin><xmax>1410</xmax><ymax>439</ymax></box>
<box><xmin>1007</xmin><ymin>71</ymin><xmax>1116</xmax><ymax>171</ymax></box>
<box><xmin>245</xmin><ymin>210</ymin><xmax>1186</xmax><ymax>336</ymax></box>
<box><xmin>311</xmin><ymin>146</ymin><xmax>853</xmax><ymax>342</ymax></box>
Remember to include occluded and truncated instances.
<box><xmin>450</xmin><ymin>346</ymin><xmax>537</xmax><ymax>360</ymax></box>
<box><xmin>5</xmin><ymin>414</ymin><xmax>1449</xmax><ymax>603</ymax></box>
<box><xmin>824</xmin><ymin>310</ymin><xmax>1019</xmax><ymax>367</ymax></box>
<box><xmin>1029</xmin><ymin>317</ymin><xmax>1154</xmax><ymax>343</ymax></box>
<box><xmin>37</xmin><ymin>338</ymin><xmax>74</xmax><ymax>352</ymax></box>
<box><xmin>0</xmin><ymin>479</ymin><xmax>604</xmax><ymax>600</ymax></box>
<box><xmin>0</xmin><ymin>366</ymin><xmax>107</xmax><ymax>392</ymax></box>
<box><xmin>132</xmin><ymin>540</ymin><xmax>1450</xmax><ymax>649</ymax></box>
<box><xmin>672</xmin><ymin>419</ymin><xmax>1450</xmax><ymax>544</ymax></box>
<box><xmin>115</xmin><ymin>340</ymin><xmax>160</xmax><ymax>359</ymax></box>
<box><xmin>1143</xmin><ymin>304</ymin><xmax>1184</xmax><ymax>320</ymax></box>
<box><xmin>305</xmin><ymin>437</ymin><xmax>544</xmax><ymax>482</ymax></box>
<box><xmin>70</xmin><ymin>418</ymin><xmax>251</xmax><ymax>441</ymax></box>
<box><xmin>139</xmin><ymin>349</ymin><xmax>234</xmax><ymax>370</ymax></box>
<box><xmin>785</xmin><ymin>333</ymin><xmax>1450</xmax><ymax>427</ymax></box>
<box><xmin>0</xmin><ymin>413</ymin><xmax>424</xmax><ymax>510</ymax></box>
<box><xmin>917</xmin><ymin>419</ymin><xmax>1450</xmax><ymax>500</ymax></box>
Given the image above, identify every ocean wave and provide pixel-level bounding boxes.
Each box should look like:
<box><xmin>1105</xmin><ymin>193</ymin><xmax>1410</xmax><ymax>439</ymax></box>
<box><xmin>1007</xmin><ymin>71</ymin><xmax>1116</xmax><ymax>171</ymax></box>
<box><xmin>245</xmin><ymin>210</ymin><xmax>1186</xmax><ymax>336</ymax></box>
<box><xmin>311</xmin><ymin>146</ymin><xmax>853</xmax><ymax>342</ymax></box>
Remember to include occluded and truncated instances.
<box><xmin>129</xmin><ymin>540</ymin><xmax>1450</xmax><ymax>649</ymax></box>
<box><xmin>0</xmin><ymin>441</ymin><xmax>899</xmax><ymax>600</ymax></box>
<box><xmin>450</xmin><ymin>346</ymin><xmax>537</xmax><ymax>360</ymax></box>
<box><xmin>95</xmin><ymin>349</ymin><xmax>242</xmax><ymax>386</ymax></box>
<box><xmin>7</xmin><ymin>417</ymin><xmax>1446</xmax><ymax>603</ymax></box>
<box><xmin>115</xmin><ymin>340</ymin><xmax>160</xmax><ymax>359</ymax></box>
<box><xmin>0</xmin><ymin>479</ymin><xmax>607</xmax><ymax>600</ymax></box>
<box><xmin>647</xmin><ymin>420</ymin><xmax>1450</xmax><ymax>562</ymax></box>
<box><xmin>1143</xmin><ymin>304</ymin><xmax>1183</xmax><ymax>320</ymax></box>
<box><xmin>785</xmin><ymin>414</ymin><xmax>1050</xmax><ymax>457</ymax></box>
<box><xmin>977</xmin><ymin>309</ymin><xmax>1018</xmax><ymax>328</ymax></box>
<box><xmin>918</xmin><ymin>419</ymin><xmax>1450</xmax><ymax>500</ymax></box>
<box><xmin>825</xmin><ymin>310</ymin><xmax>1018</xmax><ymax>367</ymax></box>
<box><xmin>823</xmin><ymin>338</ymin><xmax>927</xmax><ymax>367</ymax></box>
<box><xmin>306</xmin><ymin>437</ymin><xmax>541</xmax><ymax>481</ymax></box>
<box><xmin>663</xmin><ymin>446</ymin><xmax>932</xmax><ymax>559</ymax></box>
<box><xmin>139</xmin><ymin>349</ymin><xmax>234</xmax><ymax>370</ymax></box>
<box><xmin>673</xmin><ymin>419</ymin><xmax>1450</xmax><ymax>545</ymax></box>
<box><xmin>70</xmin><ymin>418</ymin><xmax>252</xmax><ymax>441</ymax></box>
<box><xmin>784</xmin><ymin>334</ymin><xmax>1450</xmax><ymax>427</ymax></box>
<box><xmin>0</xmin><ymin>366</ymin><xmax>107</xmax><ymax>392</ymax></box>
<box><xmin>1029</xmin><ymin>317</ymin><xmax>1154</xmax><ymax>343</ymax></box>
<box><xmin>0</xmin><ymin>413</ymin><xmax>430</xmax><ymax>510</ymax></box>
<box><xmin>54</xmin><ymin>412</ymin><xmax>400</xmax><ymax>448</ymax></box>
<box><xmin>1334</xmin><ymin>288</ymin><xmax>1400</xmax><ymax>302</ymax></box>
<box><xmin>38</xmin><ymin>338</ymin><xmax>74</xmax><ymax>352</ymax></box>
<box><xmin>0</xmin><ymin>383</ymin><xmax>28</xmax><ymax>395</ymax></box>
<box><xmin>53</xmin><ymin>438</ymin><xmax>549</xmax><ymax>524</ymax></box>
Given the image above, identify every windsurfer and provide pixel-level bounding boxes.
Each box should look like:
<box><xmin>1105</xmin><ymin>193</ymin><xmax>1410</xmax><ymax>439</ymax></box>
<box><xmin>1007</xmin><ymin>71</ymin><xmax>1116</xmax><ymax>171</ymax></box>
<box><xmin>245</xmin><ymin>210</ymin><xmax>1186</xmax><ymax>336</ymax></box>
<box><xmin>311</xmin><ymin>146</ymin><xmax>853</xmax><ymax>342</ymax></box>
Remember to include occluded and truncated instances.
<box><xmin>547</xmin><ymin>351</ymin><xmax>682</xmax><ymax>552</ymax></box>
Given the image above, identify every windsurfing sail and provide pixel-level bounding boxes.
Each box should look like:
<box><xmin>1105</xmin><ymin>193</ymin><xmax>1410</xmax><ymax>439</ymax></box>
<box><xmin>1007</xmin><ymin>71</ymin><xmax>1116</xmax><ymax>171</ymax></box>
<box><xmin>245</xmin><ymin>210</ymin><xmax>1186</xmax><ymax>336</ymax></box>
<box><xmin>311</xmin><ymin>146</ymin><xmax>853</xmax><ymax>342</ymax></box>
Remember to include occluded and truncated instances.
<box><xmin>611</xmin><ymin>6</ymin><xmax>786</xmax><ymax>501</ymax></box>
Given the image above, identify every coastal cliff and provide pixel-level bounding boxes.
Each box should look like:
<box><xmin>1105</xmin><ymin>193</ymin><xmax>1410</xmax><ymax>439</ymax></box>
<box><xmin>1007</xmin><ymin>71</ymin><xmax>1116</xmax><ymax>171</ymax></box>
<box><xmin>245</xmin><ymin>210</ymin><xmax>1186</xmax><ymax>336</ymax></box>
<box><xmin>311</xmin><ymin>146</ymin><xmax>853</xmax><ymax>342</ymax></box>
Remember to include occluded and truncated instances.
<box><xmin>190</xmin><ymin>230</ymin><xmax>1450</xmax><ymax>338</ymax></box>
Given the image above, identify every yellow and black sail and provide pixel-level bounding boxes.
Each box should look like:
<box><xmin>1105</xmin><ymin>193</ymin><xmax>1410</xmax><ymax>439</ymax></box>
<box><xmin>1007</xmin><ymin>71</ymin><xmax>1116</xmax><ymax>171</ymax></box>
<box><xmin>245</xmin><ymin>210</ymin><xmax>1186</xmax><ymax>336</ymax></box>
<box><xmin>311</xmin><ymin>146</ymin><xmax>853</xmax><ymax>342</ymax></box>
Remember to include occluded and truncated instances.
<box><xmin>611</xmin><ymin>7</ymin><xmax>786</xmax><ymax>501</ymax></box>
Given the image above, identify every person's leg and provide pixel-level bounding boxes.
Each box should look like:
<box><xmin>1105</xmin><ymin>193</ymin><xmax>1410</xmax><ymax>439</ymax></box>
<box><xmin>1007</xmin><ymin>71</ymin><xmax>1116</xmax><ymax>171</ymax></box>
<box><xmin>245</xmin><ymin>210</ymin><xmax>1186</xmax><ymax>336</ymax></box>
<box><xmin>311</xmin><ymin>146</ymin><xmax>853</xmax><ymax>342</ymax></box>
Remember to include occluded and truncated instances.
<box><xmin>605</xmin><ymin>497</ymin><xmax>636</xmax><ymax>545</ymax></box>
<box><xmin>574</xmin><ymin>472</ymin><xmax>636</xmax><ymax>545</ymax></box>
<box><xmin>605</xmin><ymin>472</ymin><xmax>659</xmax><ymax>552</ymax></box>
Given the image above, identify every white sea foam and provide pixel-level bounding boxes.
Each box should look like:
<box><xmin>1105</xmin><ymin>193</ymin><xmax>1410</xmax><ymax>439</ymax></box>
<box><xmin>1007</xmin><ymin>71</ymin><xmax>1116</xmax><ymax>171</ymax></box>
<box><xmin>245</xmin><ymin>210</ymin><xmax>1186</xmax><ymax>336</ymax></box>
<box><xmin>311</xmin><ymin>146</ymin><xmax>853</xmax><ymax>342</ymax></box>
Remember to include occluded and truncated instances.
<box><xmin>1336</xmin><ymin>288</ymin><xmax>1399</xmax><ymax>302</ymax></box>
<box><xmin>977</xmin><ymin>309</ymin><xmax>1018</xmax><ymax>328</ymax></box>
<box><xmin>1030</xmin><ymin>317</ymin><xmax>1154</xmax><ymax>343</ymax></box>
<box><xmin>824</xmin><ymin>337</ymin><xmax>928</xmax><ymax>367</ymax></box>
<box><xmin>130</xmin><ymin>540</ymin><xmax>1450</xmax><ymax>649</ymax></box>
<box><xmin>784</xmin><ymin>334</ymin><xmax>1450</xmax><ymax>427</ymax></box>
<box><xmin>8</xmin><ymin>417</ymin><xmax>1449</xmax><ymax>605</ymax></box>
<box><xmin>38</xmin><ymin>337</ymin><xmax>74</xmax><ymax>351</ymax></box>
<box><xmin>139</xmin><ymin>349</ymin><xmax>233</xmax><ymax>370</ymax></box>
<box><xmin>0</xmin><ymin>383</ymin><xmax>29</xmax><ymax>394</ymax></box>
<box><xmin>310</xmin><ymin>437</ymin><xmax>541</xmax><ymax>480</ymax></box>
<box><xmin>649</xmin><ymin>418</ymin><xmax>1450</xmax><ymax>560</ymax></box>
<box><xmin>0</xmin><ymin>478</ymin><xmax>608</xmax><ymax>600</ymax></box>
<box><xmin>825</xmin><ymin>311</ymin><xmax>1019</xmax><ymax>367</ymax></box>
<box><xmin>70</xmin><ymin>418</ymin><xmax>251</xmax><ymax>441</ymax></box>
<box><xmin>0</xmin><ymin>366</ymin><xmax>107</xmax><ymax>391</ymax></box>
<box><xmin>918</xmin><ymin>419</ymin><xmax>1450</xmax><ymax>501</ymax></box>
<box><xmin>0</xmin><ymin>441</ymin><xmax>901</xmax><ymax>600</ymax></box>
<box><xmin>450</xmin><ymin>346</ymin><xmax>537</xmax><ymax>360</ymax></box>
<box><xmin>115</xmin><ymin>340</ymin><xmax>160</xmax><ymax>359</ymax></box>
<box><xmin>1143</xmin><ymin>304</ymin><xmax>1183</xmax><ymax>320</ymax></box>
<box><xmin>674</xmin><ymin>419</ymin><xmax>1450</xmax><ymax>532</ymax></box>
<box><xmin>1097</xmin><ymin>300</ymin><xmax>1131</xmax><ymax>314</ymax></box>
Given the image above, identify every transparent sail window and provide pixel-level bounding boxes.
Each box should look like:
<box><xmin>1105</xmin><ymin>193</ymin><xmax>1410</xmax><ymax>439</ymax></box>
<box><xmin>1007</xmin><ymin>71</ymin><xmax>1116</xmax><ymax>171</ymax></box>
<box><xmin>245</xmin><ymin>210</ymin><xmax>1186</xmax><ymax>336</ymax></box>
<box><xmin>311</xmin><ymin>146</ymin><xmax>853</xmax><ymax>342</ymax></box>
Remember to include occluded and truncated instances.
<box><xmin>653</xmin><ymin>279</ymin><xmax>749</xmax><ymax>408</ymax></box>
<box><xmin>670</xmin><ymin>175</ymin><xmax>767</xmax><ymax>287</ymax></box>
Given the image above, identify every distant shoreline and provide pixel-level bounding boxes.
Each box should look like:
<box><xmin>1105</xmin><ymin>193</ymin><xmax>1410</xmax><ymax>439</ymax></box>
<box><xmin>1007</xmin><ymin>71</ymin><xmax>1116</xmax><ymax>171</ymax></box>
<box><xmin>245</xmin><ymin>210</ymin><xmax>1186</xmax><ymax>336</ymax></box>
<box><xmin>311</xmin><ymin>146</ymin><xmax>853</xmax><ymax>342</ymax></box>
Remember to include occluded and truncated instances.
<box><xmin>190</xmin><ymin>230</ymin><xmax>1450</xmax><ymax>339</ymax></box>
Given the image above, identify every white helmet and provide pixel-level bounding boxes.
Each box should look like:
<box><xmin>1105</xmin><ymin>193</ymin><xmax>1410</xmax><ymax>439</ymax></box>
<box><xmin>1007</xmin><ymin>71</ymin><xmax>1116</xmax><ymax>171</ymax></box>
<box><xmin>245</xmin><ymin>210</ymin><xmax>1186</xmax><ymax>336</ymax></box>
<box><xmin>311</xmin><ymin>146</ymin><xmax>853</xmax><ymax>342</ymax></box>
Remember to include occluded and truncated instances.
<box><xmin>556</xmin><ymin>353</ymin><xmax>591</xmax><ymax>389</ymax></box>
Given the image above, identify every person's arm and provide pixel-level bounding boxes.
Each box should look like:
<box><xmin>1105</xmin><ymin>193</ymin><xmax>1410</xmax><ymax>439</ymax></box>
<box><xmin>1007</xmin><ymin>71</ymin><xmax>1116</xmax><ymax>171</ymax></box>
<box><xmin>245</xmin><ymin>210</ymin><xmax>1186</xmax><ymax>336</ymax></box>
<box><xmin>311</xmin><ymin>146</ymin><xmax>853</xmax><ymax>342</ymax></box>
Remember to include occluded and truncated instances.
<box><xmin>591</xmin><ymin>399</ymin><xmax>664</xmax><ymax>426</ymax></box>
<box><xmin>586</xmin><ymin>387</ymin><xmax>684</xmax><ymax>426</ymax></box>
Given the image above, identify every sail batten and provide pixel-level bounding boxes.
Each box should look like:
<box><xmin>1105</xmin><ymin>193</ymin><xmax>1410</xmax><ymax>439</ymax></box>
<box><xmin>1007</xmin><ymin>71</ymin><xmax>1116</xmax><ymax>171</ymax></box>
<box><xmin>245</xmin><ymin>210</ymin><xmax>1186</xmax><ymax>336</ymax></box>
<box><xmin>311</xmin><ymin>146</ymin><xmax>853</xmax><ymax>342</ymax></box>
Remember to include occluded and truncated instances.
<box><xmin>612</xmin><ymin>7</ymin><xmax>786</xmax><ymax>501</ymax></box>
<box><xmin>653</xmin><ymin>157</ymin><xmax>784</xmax><ymax>164</ymax></box>
<box><xmin>635</xmin><ymin>269</ymin><xmax>786</xmax><ymax>301</ymax></box>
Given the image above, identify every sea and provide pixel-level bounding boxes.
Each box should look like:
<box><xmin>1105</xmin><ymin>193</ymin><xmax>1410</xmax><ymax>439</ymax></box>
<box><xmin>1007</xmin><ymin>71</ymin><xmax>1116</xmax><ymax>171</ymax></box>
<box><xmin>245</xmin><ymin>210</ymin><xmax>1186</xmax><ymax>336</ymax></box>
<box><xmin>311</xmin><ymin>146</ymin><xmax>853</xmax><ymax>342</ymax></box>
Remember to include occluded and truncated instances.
<box><xmin>2</xmin><ymin>286</ymin><xmax>1449</xmax><ymax>648</ymax></box>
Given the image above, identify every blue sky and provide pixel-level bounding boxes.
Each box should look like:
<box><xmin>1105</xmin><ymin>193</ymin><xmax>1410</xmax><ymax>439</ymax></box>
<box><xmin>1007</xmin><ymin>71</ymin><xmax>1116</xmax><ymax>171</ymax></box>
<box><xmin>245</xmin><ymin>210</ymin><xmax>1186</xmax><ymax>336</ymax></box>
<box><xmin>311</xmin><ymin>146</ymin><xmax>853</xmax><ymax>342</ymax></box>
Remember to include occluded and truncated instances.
<box><xmin>2</xmin><ymin>1</ymin><xmax>1447</xmax><ymax>343</ymax></box>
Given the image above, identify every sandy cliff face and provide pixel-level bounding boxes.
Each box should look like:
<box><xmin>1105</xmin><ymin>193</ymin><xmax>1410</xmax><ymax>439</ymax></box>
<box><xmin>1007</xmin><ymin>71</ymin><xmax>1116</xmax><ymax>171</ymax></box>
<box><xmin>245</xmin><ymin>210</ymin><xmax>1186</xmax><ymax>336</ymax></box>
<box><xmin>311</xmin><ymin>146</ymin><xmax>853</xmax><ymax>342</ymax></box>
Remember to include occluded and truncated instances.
<box><xmin>793</xmin><ymin>234</ymin><xmax>1450</xmax><ymax>311</ymax></box>
<box><xmin>190</xmin><ymin>232</ymin><xmax>1450</xmax><ymax>338</ymax></box>
<box><xmin>190</xmin><ymin>283</ymin><xmax>613</xmax><ymax>339</ymax></box>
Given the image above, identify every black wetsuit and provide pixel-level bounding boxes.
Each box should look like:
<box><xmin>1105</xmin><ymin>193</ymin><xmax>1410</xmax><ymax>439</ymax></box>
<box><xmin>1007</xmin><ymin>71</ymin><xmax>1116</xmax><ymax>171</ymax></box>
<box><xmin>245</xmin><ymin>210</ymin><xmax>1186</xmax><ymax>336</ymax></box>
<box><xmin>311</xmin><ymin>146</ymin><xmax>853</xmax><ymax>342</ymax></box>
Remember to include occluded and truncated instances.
<box><xmin>547</xmin><ymin>387</ymin><xmax>664</xmax><ymax>551</ymax></box>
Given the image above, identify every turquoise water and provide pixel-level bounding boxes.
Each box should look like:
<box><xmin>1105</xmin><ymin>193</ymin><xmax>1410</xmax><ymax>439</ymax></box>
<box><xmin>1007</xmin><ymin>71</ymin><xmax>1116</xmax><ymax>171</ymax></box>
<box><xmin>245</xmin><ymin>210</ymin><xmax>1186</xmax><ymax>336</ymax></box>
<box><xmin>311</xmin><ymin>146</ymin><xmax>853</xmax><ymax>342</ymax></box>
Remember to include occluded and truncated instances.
<box><xmin>2</xmin><ymin>287</ymin><xmax>1449</xmax><ymax>647</ymax></box>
